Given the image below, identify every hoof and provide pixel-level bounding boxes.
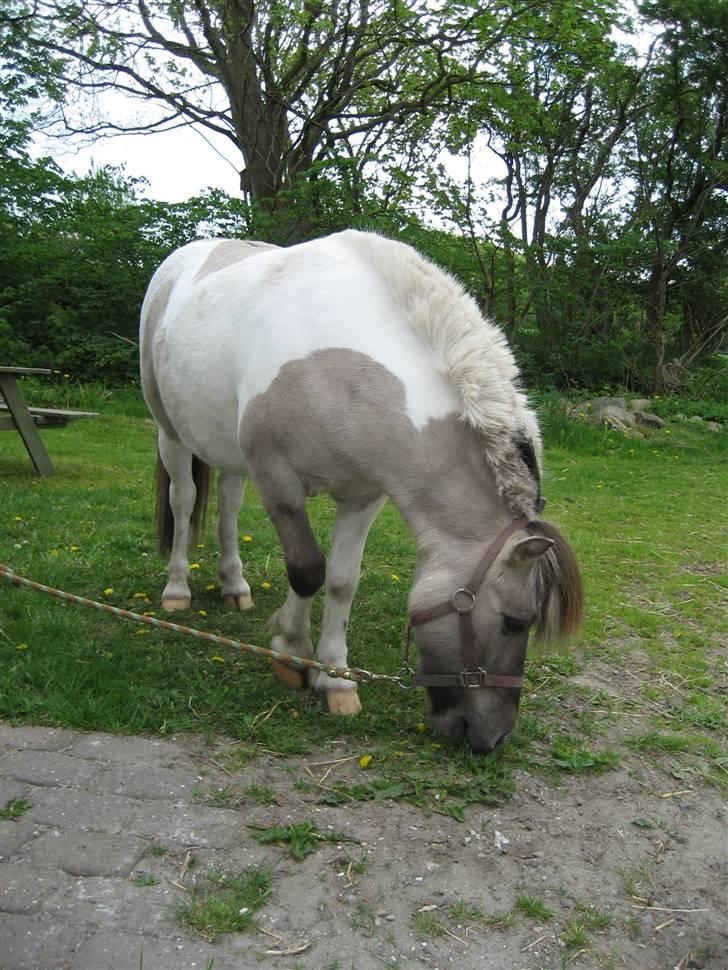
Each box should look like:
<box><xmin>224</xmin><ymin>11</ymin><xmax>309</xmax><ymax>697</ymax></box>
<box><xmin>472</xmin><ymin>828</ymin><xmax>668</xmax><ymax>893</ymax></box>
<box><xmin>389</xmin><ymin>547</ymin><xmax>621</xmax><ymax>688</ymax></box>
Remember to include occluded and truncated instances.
<box><xmin>273</xmin><ymin>660</ymin><xmax>308</xmax><ymax>691</ymax></box>
<box><xmin>162</xmin><ymin>597</ymin><xmax>191</xmax><ymax>612</ymax></box>
<box><xmin>223</xmin><ymin>592</ymin><xmax>254</xmax><ymax>611</ymax></box>
<box><xmin>325</xmin><ymin>689</ymin><xmax>362</xmax><ymax>716</ymax></box>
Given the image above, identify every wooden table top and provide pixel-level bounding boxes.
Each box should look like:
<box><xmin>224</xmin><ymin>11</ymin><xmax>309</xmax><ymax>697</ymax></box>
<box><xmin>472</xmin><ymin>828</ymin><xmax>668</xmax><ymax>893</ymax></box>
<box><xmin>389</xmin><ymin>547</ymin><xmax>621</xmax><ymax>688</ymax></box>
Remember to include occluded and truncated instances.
<box><xmin>0</xmin><ymin>366</ymin><xmax>52</xmax><ymax>376</ymax></box>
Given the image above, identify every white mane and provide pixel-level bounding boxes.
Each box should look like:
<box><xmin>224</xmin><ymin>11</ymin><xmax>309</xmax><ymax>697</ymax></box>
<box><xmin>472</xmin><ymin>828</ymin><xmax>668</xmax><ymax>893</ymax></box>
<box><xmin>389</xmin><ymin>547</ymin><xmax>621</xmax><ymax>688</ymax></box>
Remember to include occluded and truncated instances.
<box><xmin>340</xmin><ymin>230</ymin><xmax>543</xmax><ymax>516</ymax></box>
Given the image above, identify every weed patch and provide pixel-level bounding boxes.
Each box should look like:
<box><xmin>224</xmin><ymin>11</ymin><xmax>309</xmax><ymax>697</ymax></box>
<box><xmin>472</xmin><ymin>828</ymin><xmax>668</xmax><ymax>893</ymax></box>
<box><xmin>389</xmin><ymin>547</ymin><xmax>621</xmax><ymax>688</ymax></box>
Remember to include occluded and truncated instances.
<box><xmin>0</xmin><ymin>797</ymin><xmax>31</xmax><ymax>820</ymax></box>
<box><xmin>176</xmin><ymin>866</ymin><xmax>273</xmax><ymax>942</ymax></box>
<box><xmin>250</xmin><ymin>820</ymin><xmax>358</xmax><ymax>860</ymax></box>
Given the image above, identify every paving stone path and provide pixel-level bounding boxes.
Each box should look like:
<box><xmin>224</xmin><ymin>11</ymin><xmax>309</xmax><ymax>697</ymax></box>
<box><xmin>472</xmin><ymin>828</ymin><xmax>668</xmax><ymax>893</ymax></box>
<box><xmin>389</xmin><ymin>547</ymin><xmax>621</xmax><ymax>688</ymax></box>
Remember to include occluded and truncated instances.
<box><xmin>0</xmin><ymin>724</ymin><xmax>236</xmax><ymax>970</ymax></box>
<box><xmin>2</xmin><ymin>722</ymin><xmax>726</xmax><ymax>970</ymax></box>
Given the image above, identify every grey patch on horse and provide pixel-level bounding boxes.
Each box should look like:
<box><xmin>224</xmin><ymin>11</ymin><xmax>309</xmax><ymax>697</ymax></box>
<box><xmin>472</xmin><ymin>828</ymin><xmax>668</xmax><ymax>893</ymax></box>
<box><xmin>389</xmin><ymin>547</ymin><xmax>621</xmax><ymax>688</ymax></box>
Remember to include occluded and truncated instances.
<box><xmin>193</xmin><ymin>239</ymin><xmax>279</xmax><ymax>282</ymax></box>
<box><xmin>140</xmin><ymin>274</ymin><xmax>179</xmax><ymax>440</ymax></box>
<box><xmin>238</xmin><ymin>348</ymin><xmax>509</xmax><ymax>544</ymax></box>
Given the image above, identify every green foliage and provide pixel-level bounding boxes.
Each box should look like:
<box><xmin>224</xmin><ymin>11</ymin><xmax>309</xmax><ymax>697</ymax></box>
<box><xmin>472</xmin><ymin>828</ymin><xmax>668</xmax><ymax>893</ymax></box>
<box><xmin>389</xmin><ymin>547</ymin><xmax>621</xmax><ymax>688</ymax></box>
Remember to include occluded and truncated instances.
<box><xmin>0</xmin><ymin>797</ymin><xmax>31</xmax><ymax>820</ymax></box>
<box><xmin>176</xmin><ymin>866</ymin><xmax>273</xmax><ymax>941</ymax></box>
<box><xmin>250</xmin><ymin>820</ymin><xmax>357</xmax><ymax>860</ymax></box>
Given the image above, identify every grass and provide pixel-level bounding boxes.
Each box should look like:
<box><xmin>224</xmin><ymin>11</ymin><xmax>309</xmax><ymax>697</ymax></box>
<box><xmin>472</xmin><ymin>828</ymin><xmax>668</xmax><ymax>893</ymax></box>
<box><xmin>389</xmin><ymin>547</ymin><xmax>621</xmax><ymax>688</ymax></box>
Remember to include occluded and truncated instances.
<box><xmin>0</xmin><ymin>797</ymin><xmax>31</xmax><ymax>820</ymax></box>
<box><xmin>514</xmin><ymin>893</ymin><xmax>555</xmax><ymax>922</ymax></box>
<box><xmin>1</xmin><ymin>385</ymin><xmax>726</xmax><ymax>808</ymax></box>
<box><xmin>176</xmin><ymin>865</ymin><xmax>273</xmax><ymax>942</ymax></box>
<box><xmin>250</xmin><ymin>819</ymin><xmax>358</xmax><ymax>860</ymax></box>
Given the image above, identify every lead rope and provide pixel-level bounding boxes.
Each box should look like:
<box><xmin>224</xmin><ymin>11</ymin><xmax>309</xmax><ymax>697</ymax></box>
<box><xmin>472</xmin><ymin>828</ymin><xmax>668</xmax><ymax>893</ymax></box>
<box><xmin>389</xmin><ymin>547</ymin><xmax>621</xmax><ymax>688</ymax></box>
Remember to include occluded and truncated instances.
<box><xmin>0</xmin><ymin>564</ymin><xmax>411</xmax><ymax>689</ymax></box>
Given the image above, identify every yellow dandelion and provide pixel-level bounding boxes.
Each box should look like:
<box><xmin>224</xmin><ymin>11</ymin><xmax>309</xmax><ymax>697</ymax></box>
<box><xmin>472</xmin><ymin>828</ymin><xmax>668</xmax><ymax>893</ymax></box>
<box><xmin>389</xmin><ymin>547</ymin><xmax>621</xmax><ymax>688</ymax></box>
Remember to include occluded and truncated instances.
<box><xmin>143</xmin><ymin>610</ymin><xmax>156</xmax><ymax>617</ymax></box>
<box><xmin>14</xmin><ymin>516</ymin><xmax>23</xmax><ymax>521</ymax></box>
<box><xmin>133</xmin><ymin>592</ymin><xmax>148</xmax><ymax>599</ymax></box>
<box><xmin>391</xmin><ymin>574</ymin><xmax>400</xmax><ymax>582</ymax></box>
<box><xmin>136</xmin><ymin>628</ymin><xmax>150</xmax><ymax>636</ymax></box>
<box><xmin>206</xmin><ymin>583</ymin><xmax>216</xmax><ymax>591</ymax></box>
<box><xmin>210</xmin><ymin>655</ymin><xmax>225</xmax><ymax>663</ymax></box>
<box><xmin>261</xmin><ymin>581</ymin><xmax>271</xmax><ymax>589</ymax></box>
<box><xmin>69</xmin><ymin>545</ymin><xmax>80</xmax><ymax>552</ymax></box>
<box><xmin>103</xmin><ymin>587</ymin><xmax>114</xmax><ymax>596</ymax></box>
<box><xmin>291</xmin><ymin>710</ymin><xmax>299</xmax><ymax>719</ymax></box>
<box><xmin>190</xmin><ymin>563</ymin><xmax>200</xmax><ymax>570</ymax></box>
<box><xmin>358</xmin><ymin>754</ymin><xmax>373</xmax><ymax>768</ymax></box>
<box><xmin>196</xmin><ymin>543</ymin><xmax>205</xmax><ymax>549</ymax></box>
<box><xmin>198</xmin><ymin>610</ymin><xmax>208</xmax><ymax>617</ymax></box>
<box><xmin>50</xmin><ymin>548</ymin><xmax>60</xmax><ymax>557</ymax></box>
<box><xmin>16</xmin><ymin>643</ymin><xmax>29</xmax><ymax>651</ymax></box>
<box><xmin>416</xmin><ymin>722</ymin><xmax>426</xmax><ymax>733</ymax></box>
<box><xmin>242</xmin><ymin>535</ymin><xmax>253</xmax><ymax>542</ymax></box>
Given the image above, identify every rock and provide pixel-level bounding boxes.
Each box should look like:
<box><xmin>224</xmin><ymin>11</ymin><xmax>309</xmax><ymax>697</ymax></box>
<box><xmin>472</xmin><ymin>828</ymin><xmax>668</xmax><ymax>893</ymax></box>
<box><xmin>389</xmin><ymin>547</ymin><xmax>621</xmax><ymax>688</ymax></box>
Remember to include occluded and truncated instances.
<box><xmin>688</xmin><ymin>415</ymin><xmax>705</xmax><ymax>423</ymax></box>
<box><xmin>590</xmin><ymin>396</ymin><xmax>628</xmax><ymax>411</ymax></box>
<box><xmin>628</xmin><ymin>399</ymin><xmax>653</xmax><ymax>412</ymax></box>
<box><xmin>706</xmin><ymin>421</ymin><xmax>722</xmax><ymax>431</ymax></box>
<box><xmin>633</xmin><ymin>410</ymin><xmax>665</xmax><ymax>428</ymax></box>
<box><xmin>585</xmin><ymin>405</ymin><xmax>636</xmax><ymax>430</ymax></box>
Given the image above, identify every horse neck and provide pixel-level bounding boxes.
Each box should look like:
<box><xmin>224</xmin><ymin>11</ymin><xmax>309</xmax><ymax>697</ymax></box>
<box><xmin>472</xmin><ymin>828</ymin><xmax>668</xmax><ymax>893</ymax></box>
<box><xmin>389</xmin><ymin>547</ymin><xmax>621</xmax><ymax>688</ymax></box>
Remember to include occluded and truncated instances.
<box><xmin>384</xmin><ymin>416</ymin><xmax>512</xmax><ymax>592</ymax></box>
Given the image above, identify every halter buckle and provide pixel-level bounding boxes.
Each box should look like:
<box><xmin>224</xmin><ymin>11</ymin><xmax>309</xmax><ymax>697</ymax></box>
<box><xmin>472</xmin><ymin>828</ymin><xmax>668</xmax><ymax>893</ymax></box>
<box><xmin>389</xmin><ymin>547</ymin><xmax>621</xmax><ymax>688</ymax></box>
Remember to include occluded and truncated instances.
<box><xmin>458</xmin><ymin>667</ymin><xmax>488</xmax><ymax>688</ymax></box>
<box><xmin>450</xmin><ymin>587</ymin><xmax>476</xmax><ymax>614</ymax></box>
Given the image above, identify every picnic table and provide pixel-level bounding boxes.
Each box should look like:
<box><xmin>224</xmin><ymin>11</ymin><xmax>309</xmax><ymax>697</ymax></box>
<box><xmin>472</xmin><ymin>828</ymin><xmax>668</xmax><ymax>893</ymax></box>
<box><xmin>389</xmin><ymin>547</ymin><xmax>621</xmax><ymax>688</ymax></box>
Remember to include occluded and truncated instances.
<box><xmin>0</xmin><ymin>366</ymin><xmax>98</xmax><ymax>476</ymax></box>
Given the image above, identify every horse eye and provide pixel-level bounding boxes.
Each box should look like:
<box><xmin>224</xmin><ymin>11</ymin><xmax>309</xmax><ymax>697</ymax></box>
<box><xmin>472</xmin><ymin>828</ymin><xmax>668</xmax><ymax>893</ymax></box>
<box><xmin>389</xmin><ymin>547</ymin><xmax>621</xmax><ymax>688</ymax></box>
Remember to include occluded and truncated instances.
<box><xmin>502</xmin><ymin>615</ymin><xmax>529</xmax><ymax>635</ymax></box>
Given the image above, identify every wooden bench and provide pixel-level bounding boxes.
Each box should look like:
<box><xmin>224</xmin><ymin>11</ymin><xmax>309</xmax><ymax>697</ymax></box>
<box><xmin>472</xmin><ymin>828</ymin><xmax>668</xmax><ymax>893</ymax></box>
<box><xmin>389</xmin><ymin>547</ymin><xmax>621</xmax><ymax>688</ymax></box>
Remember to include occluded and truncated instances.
<box><xmin>0</xmin><ymin>405</ymin><xmax>100</xmax><ymax>429</ymax></box>
<box><xmin>0</xmin><ymin>366</ymin><xmax>99</xmax><ymax>476</ymax></box>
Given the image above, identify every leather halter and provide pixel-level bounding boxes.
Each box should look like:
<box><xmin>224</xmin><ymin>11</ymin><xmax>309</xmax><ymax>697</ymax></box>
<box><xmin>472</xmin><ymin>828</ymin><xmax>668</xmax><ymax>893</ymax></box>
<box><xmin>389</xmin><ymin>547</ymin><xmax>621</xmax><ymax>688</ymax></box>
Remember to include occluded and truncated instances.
<box><xmin>407</xmin><ymin>517</ymin><xmax>530</xmax><ymax>689</ymax></box>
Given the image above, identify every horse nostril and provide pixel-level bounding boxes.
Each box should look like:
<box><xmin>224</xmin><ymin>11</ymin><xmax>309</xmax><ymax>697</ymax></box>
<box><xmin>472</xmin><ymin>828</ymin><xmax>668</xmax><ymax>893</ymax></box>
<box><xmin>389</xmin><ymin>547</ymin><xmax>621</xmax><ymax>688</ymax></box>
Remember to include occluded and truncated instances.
<box><xmin>466</xmin><ymin>729</ymin><xmax>510</xmax><ymax>755</ymax></box>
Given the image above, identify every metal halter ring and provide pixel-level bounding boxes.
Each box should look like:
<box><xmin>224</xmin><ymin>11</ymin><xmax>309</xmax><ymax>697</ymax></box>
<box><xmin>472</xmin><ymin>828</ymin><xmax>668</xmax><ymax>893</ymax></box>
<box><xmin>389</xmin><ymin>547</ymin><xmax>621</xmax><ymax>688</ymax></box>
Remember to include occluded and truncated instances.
<box><xmin>449</xmin><ymin>587</ymin><xmax>477</xmax><ymax>614</ymax></box>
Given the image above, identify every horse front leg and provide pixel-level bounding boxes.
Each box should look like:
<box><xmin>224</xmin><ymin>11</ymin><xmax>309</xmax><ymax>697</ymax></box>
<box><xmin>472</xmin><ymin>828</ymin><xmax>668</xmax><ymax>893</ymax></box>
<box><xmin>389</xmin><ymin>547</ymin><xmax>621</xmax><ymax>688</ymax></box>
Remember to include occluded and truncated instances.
<box><xmin>267</xmin><ymin>586</ymin><xmax>315</xmax><ymax>690</ymax></box>
<box><xmin>313</xmin><ymin>495</ymin><xmax>386</xmax><ymax>715</ymax></box>
<box><xmin>157</xmin><ymin>432</ymin><xmax>196</xmax><ymax>612</ymax></box>
<box><xmin>251</xmin><ymin>459</ymin><xmax>326</xmax><ymax>691</ymax></box>
<box><xmin>217</xmin><ymin>473</ymin><xmax>253</xmax><ymax>610</ymax></box>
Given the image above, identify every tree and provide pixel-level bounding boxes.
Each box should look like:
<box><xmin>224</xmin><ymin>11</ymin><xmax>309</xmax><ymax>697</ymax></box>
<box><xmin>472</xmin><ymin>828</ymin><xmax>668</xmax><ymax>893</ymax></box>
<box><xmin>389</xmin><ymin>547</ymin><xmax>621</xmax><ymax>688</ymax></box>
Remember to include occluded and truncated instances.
<box><xmin>625</xmin><ymin>0</ymin><xmax>728</xmax><ymax>390</ymax></box>
<box><xmin>12</xmin><ymin>0</ymin><xmax>549</xmax><ymax>235</ymax></box>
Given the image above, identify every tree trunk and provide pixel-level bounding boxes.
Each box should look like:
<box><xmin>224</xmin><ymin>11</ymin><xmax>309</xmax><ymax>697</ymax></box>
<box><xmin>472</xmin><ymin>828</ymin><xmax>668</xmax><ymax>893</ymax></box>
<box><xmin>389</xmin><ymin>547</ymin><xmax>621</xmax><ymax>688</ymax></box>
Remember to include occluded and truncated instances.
<box><xmin>646</xmin><ymin>266</ymin><xmax>669</xmax><ymax>393</ymax></box>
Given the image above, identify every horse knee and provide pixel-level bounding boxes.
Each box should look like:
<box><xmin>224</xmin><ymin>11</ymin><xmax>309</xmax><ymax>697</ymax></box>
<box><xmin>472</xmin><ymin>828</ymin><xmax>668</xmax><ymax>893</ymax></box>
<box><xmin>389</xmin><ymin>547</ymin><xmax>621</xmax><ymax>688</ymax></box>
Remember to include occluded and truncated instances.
<box><xmin>286</xmin><ymin>549</ymin><xmax>326</xmax><ymax>598</ymax></box>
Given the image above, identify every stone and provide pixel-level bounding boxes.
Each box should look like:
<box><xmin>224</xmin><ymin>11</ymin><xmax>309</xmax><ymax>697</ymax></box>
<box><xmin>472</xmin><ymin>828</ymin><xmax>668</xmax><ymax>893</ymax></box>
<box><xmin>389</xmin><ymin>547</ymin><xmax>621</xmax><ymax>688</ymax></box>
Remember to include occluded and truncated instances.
<box><xmin>585</xmin><ymin>405</ymin><xmax>636</xmax><ymax>430</ymax></box>
<box><xmin>633</xmin><ymin>410</ymin><xmax>665</xmax><ymax>428</ymax></box>
<box><xmin>26</xmin><ymin>830</ymin><xmax>148</xmax><ymax>877</ymax></box>
<box><xmin>628</xmin><ymin>398</ymin><xmax>653</xmax><ymax>412</ymax></box>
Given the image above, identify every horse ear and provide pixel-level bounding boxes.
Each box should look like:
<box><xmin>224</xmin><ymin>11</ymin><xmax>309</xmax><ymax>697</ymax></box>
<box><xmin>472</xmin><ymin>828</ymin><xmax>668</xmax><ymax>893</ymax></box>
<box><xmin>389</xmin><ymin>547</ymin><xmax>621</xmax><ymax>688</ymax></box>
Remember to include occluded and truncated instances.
<box><xmin>506</xmin><ymin>535</ymin><xmax>554</xmax><ymax>568</ymax></box>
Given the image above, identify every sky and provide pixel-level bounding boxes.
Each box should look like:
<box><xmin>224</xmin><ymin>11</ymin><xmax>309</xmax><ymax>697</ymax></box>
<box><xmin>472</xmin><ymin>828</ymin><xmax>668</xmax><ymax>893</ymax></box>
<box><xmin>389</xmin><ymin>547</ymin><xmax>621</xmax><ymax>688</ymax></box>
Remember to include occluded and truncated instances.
<box><xmin>35</xmin><ymin>123</ymin><xmax>245</xmax><ymax>203</ymax></box>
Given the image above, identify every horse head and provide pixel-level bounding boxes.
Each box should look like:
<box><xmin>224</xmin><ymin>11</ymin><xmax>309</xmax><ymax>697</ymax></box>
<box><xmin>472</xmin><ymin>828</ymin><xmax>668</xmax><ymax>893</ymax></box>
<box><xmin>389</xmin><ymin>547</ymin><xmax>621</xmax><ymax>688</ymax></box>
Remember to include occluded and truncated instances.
<box><xmin>409</xmin><ymin>518</ymin><xmax>583</xmax><ymax>754</ymax></box>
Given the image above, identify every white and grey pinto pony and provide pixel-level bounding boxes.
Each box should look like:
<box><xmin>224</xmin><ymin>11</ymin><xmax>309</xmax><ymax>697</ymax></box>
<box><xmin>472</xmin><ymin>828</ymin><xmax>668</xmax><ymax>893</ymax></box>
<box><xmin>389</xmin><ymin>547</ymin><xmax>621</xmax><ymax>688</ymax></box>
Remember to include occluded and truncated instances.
<box><xmin>140</xmin><ymin>230</ymin><xmax>583</xmax><ymax>753</ymax></box>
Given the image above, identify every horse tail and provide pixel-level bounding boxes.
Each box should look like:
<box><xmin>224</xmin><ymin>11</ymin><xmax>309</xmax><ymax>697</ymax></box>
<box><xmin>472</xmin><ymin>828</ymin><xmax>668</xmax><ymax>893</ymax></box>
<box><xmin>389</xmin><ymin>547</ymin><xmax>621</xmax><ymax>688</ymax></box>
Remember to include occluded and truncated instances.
<box><xmin>154</xmin><ymin>451</ymin><xmax>213</xmax><ymax>556</ymax></box>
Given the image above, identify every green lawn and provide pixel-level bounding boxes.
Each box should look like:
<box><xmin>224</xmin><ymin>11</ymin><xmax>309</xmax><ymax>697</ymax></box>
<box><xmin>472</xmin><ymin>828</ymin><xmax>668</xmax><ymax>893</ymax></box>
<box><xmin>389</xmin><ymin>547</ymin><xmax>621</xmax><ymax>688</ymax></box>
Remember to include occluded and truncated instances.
<box><xmin>1</xmin><ymin>389</ymin><xmax>726</xmax><ymax>812</ymax></box>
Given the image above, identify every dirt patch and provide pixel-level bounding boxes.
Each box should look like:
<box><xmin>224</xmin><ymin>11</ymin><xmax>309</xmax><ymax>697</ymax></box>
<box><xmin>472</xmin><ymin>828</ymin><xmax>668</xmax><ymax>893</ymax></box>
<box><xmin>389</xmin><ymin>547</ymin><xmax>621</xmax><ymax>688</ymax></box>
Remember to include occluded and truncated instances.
<box><xmin>176</xmin><ymin>734</ymin><xmax>727</xmax><ymax>970</ymax></box>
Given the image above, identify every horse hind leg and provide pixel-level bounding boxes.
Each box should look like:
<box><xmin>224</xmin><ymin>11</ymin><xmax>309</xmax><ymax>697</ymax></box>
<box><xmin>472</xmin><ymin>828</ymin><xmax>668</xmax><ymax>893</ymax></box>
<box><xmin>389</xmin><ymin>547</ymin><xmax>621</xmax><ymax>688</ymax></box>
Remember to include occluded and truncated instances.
<box><xmin>157</xmin><ymin>432</ymin><xmax>203</xmax><ymax>612</ymax></box>
<box><xmin>217</xmin><ymin>473</ymin><xmax>253</xmax><ymax>610</ymax></box>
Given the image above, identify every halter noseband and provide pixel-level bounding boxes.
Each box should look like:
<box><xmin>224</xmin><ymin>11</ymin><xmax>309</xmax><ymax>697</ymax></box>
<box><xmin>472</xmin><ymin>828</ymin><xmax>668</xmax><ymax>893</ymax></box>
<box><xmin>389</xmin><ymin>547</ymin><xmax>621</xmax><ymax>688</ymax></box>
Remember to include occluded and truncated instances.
<box><xmin>407</xmin><ymin>517</ymin><xmax>530</xmax><ymax>689</ymax></box>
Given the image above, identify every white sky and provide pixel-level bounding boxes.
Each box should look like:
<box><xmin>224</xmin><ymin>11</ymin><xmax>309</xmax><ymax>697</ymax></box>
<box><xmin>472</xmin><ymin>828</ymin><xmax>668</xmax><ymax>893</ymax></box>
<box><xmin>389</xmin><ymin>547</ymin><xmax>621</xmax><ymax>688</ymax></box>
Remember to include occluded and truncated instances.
<box><xmin>35</xmin><ymin>124</ymin><xmax>245</xmax><ymax>203</ymax></box>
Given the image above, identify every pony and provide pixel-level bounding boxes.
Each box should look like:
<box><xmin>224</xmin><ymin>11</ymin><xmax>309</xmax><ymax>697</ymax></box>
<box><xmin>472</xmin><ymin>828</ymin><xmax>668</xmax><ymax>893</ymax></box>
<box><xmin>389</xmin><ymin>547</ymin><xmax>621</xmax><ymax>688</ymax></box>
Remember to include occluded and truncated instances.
<box><xmin>140</xmin><ymin>230</ymin><xmax>583</xmax><ymax>753</ymax></box>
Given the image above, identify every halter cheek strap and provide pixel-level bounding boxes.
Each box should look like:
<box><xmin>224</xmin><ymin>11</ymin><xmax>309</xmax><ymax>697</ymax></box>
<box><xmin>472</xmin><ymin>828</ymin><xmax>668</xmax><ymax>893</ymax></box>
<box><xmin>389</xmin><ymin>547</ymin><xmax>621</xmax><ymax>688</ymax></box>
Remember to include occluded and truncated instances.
<box><xmin>407</xmin><ymin>517</ymin><xmax>530</xmax><ymax>689</ymax></box>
